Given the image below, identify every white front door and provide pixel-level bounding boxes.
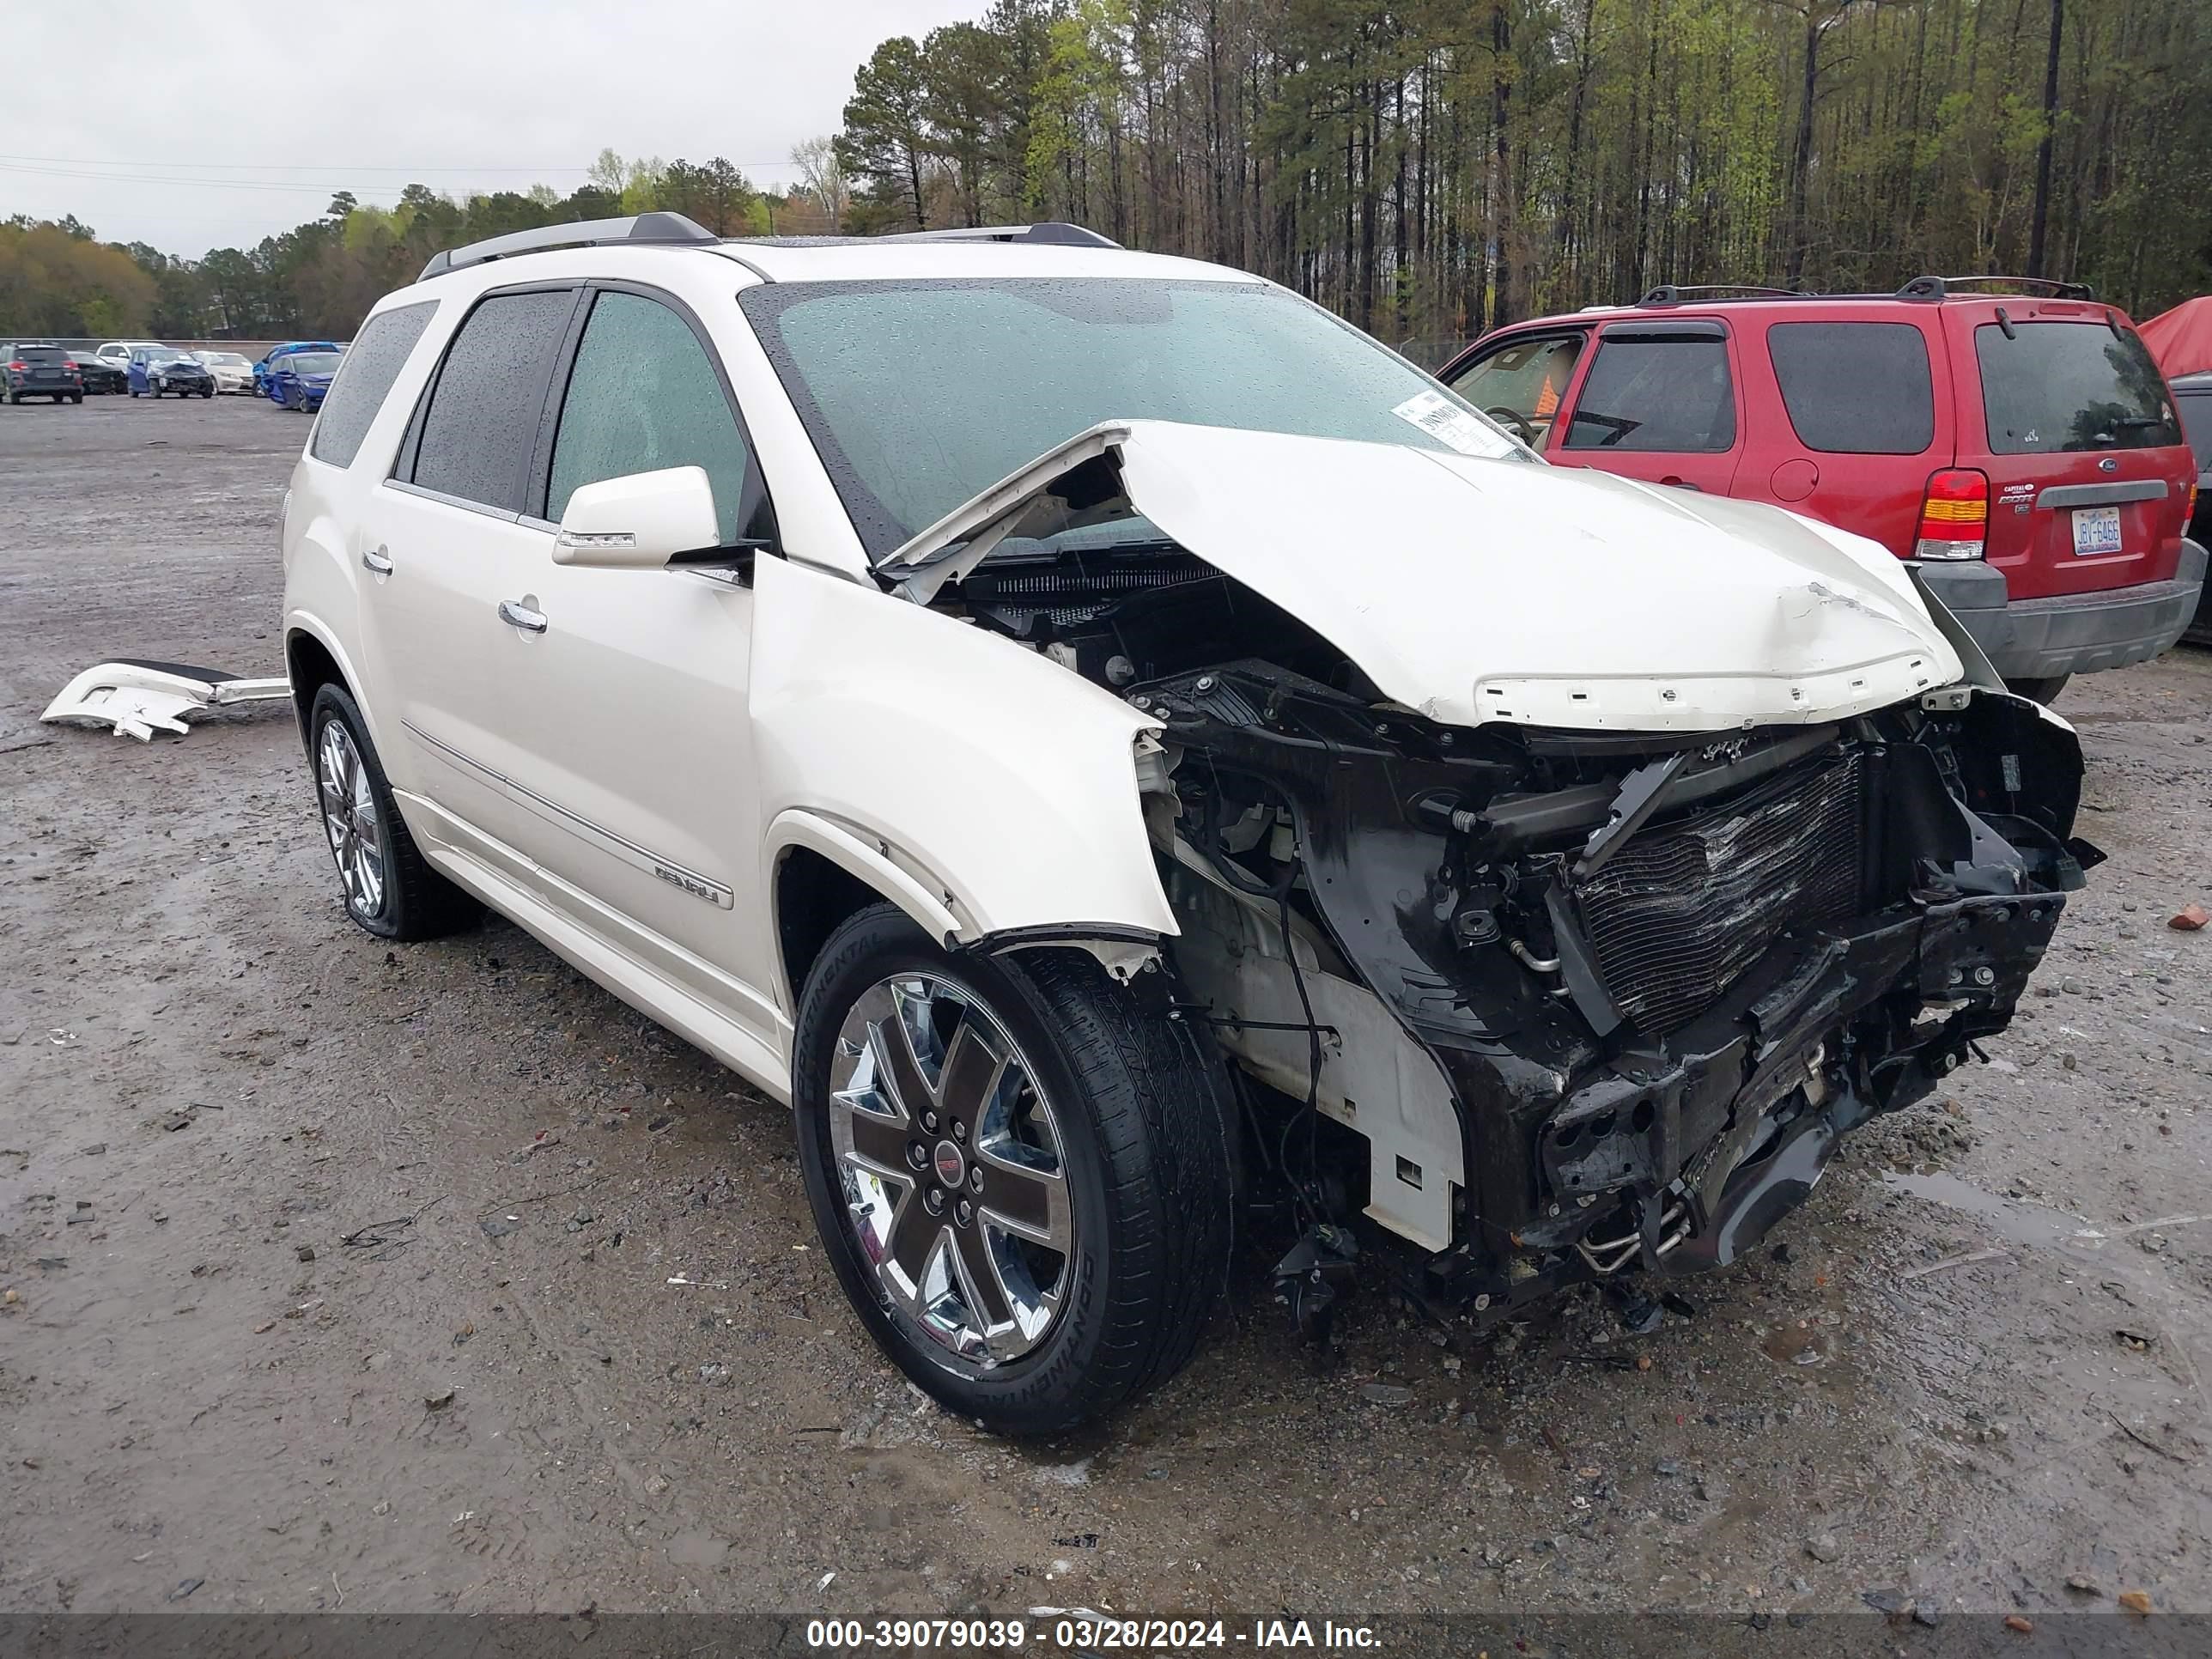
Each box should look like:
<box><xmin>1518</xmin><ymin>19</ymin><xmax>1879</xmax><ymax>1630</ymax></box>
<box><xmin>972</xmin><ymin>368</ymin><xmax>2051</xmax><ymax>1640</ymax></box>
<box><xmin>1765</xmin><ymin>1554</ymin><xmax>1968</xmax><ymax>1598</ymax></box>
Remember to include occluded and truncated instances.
<box><xmin>485</xmin><ymin>285</ymin><xmax>781</xmax><ymax>1040</ymax></box>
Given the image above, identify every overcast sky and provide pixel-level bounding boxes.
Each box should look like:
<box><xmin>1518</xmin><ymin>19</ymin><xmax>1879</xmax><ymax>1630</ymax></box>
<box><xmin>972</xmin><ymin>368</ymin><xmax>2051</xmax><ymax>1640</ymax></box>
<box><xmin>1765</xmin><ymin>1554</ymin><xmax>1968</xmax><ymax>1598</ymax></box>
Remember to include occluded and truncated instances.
<box><xmin>4</xmin><ymin>0</ymin><xmax>987</xmax><ymax>258</ymax></box>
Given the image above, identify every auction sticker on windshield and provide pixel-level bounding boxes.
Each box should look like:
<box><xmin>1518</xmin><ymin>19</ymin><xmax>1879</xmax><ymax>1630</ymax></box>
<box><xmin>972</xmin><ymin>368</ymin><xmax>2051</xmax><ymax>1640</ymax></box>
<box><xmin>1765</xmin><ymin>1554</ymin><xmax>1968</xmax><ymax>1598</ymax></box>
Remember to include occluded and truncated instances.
<box><xmin>2072</xmin><ymin>505</ymin><xmax>2123</xmax><ymax>556</ymax></box>
<box><xmin>1392</xmin><ymin>388</ymin><xmax>1505</xmax><ymax>456</ymax></box>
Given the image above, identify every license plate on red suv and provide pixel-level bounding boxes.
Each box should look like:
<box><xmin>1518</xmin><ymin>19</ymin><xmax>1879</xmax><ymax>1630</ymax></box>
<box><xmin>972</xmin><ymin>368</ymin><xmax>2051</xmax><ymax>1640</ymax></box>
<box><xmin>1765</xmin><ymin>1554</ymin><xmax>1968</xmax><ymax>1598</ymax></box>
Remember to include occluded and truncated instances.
<box><xmin>2070</xmin><ymin>505</ymin><xmax>2123</xmax><ymax>556</ymax></box>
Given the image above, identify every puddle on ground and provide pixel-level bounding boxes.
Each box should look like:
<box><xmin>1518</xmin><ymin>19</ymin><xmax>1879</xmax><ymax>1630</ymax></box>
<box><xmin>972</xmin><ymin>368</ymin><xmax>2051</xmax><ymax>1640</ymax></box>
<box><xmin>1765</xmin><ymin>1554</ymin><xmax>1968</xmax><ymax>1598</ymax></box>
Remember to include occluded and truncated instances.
<box><xmin>665</xmin><ymin>1531</ymin><xmax>730</xmax><ymax>1569</ymax></box>
<box><xmin>1761</xmin><ymin>1322</ymin><xmax>1834</xmax><ymax>1367</ymax></box>
<box><xmin>1882</xmin><ymin>1170</ymin><xmax>2102</xmax><ymax>1250</ymax></box>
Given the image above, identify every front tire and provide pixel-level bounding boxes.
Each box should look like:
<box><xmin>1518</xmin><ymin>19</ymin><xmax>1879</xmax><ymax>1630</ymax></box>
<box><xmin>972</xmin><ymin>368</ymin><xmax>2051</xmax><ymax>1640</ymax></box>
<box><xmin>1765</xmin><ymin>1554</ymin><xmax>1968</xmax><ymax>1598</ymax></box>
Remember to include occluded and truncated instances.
<box><xmin>307</xmin><ymin>683</ymin><xmax>479</xmax><ymax>941</ymax></box>
<box><xmin>794</xmin><ymin>904</ymin><xmax>1232</xmax><ymax>1437</ymax></box>
<box><xmin>2005</xmin><ymin>675</ymin><xmax>2069</xmax><ymax>704</ymax></box>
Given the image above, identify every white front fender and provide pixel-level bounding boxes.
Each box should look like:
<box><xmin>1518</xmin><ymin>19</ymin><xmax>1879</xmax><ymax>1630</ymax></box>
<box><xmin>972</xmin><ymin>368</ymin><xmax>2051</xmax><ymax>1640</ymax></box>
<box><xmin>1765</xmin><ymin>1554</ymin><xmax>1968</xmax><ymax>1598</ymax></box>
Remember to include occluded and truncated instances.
<box><xmin>750</xmin><ymin>555</ymin><xmax>1178</xmax><ymax>947</ymax></box>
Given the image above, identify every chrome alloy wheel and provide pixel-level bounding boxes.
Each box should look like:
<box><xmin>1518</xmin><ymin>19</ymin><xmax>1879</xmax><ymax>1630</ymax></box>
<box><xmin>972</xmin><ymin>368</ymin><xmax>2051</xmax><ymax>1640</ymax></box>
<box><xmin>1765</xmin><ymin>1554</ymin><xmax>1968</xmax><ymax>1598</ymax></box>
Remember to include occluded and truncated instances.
<box><xmin>829</xmin><ymin>974</ymin><xmax>1073</xmax><ymax>1366</ymax></box>
<box><xmin>316</xmin><ymin>720</ymin><xmax>386</xmax><ymax>919</ymax></box>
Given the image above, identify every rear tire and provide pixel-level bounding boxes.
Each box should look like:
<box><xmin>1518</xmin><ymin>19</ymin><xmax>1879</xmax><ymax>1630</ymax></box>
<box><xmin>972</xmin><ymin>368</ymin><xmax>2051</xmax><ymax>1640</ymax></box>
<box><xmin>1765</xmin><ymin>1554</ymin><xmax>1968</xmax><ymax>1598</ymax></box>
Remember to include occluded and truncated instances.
<box><xmin>306</xmin><ymin>683</ymin><xmax>480</xmax><ymax>942</ymax></box>
<box><xmin>2004</xmin><ymin>675</ymin><xmax>2069</xmax><ymax>704</ymax></box>
<box><xmin>793</xmin><ymin>903</ymin><xmax>1232</xmax><ymax>1437</ymax></box>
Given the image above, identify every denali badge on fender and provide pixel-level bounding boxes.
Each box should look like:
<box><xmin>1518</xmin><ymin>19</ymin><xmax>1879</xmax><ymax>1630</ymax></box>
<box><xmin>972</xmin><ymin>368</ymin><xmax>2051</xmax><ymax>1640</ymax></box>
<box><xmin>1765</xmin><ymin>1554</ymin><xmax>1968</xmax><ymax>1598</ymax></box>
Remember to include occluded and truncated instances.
<box><xmin>654</xmin><ymin>865</ymin><xmax>718</xmax><ymax>902</ymax></box>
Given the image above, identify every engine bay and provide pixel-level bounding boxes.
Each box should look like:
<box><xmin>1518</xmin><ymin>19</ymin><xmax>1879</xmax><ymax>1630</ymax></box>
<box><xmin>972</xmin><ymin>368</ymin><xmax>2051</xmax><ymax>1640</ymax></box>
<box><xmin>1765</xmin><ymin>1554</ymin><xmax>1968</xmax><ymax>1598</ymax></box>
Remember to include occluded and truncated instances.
<box><xmin>930</xmin><ymin>538</ymin><xmax>2098</xmax><ymax>1316</ymax></box>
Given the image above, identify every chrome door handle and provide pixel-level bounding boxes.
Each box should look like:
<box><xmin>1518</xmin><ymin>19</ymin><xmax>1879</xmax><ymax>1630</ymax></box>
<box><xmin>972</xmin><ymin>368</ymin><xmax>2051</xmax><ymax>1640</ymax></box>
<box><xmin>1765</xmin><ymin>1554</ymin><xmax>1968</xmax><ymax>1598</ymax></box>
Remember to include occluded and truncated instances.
<box><xmin>362</xmin><ymin>546</ymin><xmax>393</xmax><ymax>574</ymax></box>
<box><xmin>498</xmin><ymin>599</ymin><xmax>548</xmax><ymax>634</ymax></box>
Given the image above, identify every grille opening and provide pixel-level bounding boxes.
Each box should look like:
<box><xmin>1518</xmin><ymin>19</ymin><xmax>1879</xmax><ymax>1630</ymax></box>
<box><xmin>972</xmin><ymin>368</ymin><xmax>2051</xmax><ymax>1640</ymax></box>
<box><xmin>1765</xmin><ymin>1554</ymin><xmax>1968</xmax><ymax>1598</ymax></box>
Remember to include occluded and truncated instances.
<box><xmin>1576</xmin><ymin>754</ymin><xmax>1865</xmax><ymax>1037</ymax></box>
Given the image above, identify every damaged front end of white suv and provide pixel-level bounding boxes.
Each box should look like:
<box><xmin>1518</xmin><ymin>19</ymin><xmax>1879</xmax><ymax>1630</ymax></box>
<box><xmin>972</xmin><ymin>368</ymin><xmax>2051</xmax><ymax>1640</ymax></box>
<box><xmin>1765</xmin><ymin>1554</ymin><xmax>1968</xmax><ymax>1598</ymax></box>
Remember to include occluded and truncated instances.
<box><xmin>872</xmin><ymin>418</ymin><xmax>2098</xmax><ymax>1322</ymax></box>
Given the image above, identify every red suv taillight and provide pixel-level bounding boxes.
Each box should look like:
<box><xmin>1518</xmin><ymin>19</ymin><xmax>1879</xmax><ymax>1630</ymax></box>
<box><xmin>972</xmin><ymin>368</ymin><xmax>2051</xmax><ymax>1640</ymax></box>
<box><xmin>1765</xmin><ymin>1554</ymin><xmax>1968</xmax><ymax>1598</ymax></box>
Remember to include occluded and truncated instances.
<box><xmin>1914</xmin><ymin>468</ymin><xmax>1989</xmax><ymax>561</ymax></box>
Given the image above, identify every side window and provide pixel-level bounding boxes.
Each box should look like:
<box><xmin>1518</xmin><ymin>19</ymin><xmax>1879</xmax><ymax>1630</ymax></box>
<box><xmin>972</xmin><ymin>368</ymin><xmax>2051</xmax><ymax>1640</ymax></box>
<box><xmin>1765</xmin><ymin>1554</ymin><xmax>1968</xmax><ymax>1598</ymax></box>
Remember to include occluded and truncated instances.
<box><xmin>2177</xmin><ymin>390</ymin><xmax>2212</xmax><ymax>471</ymax></box>
<box><xmin>311</xmin><ymin>300</ymin><xmax>437</xmax><ymax>470</ymax></box>
<box><xmin>1443</xmin><ymin>333</ymin><xmax>1583</xmax><ymax>442</ymax></box>
<box><xmin>1562</xmin><ymin>330</ymin><xmax>1736</xmax><ymax>453</ymax></box>
<box><xmin>545</xmin><ymin>291</ymin><xmax>758</xmax><ymax>546</ymax></box>
<box><xmin>1768</xmin><ymin>322</ymin><xmax>1935</xmax><ymax>454</ymax></box>
<box><xmin>410</xmin><ymin>289</ymin><xmax>577</xmax><ymax>514</ymax></box>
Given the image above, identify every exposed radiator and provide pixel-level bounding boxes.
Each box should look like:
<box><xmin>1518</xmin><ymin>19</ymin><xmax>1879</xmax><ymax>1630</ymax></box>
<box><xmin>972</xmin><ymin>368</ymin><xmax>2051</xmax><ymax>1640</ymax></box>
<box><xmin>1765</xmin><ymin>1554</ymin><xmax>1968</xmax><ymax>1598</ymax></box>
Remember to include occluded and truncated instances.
<box><xmin>1577</xmin><ymin>754</ymin><xmax>1864</xmax><ymax>1036</ymax></box>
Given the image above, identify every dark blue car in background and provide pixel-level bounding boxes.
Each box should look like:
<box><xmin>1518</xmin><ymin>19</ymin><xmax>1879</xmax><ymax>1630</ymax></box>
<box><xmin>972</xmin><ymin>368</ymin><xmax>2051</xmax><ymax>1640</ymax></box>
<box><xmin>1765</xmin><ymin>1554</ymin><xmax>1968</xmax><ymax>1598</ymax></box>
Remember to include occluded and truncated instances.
<box><xmin>266</xmin><ymin>348</ymin><xmax>343</xmax><ymax>411</ymax></box>
<box><xmin>127</xmin><ymin>347</ymin><xmax>215</xmax><ymax>398</ymax></box>
<box><xmin>253</xmin><ymin>340</ymin><xmax>341</xmax><ymax>397</ymax></box>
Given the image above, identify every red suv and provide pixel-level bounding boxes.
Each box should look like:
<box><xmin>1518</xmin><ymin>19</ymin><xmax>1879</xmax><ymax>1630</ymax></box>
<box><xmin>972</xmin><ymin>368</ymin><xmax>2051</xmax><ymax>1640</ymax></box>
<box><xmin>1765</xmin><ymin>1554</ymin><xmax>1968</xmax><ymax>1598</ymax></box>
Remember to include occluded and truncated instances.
<box><xmin>1437</xmin><ymin>278</ymin><xmax>2206</xmax><ymax>699</ymax></box>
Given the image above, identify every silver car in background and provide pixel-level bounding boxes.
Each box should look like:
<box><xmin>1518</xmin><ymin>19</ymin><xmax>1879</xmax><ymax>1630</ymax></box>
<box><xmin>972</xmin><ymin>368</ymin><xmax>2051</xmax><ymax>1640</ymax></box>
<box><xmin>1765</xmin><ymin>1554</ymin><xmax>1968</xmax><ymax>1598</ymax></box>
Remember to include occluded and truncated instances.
<box><xmin>192</xmin><ymin>350</ymin><xmax>255</xmax><ymax>394</ymax></box>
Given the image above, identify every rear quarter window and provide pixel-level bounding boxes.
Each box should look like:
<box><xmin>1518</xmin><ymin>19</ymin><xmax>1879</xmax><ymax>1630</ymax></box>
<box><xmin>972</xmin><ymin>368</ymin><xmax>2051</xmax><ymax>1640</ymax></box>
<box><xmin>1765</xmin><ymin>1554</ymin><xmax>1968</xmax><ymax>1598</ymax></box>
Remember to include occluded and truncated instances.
<box><xmin>1975</xmin><ymin>320</ymin><xmax>2181</xmax><ymax>454</ymax></box>
<box><xmin>310</xmin><ymin>300</ymin><xmax>437</xmax><ymax>470</ymax></box>
<box><xmin>1767</xmin><ymin>322</ymin><xmax>1935</xmax><ymax>454</ymax></box>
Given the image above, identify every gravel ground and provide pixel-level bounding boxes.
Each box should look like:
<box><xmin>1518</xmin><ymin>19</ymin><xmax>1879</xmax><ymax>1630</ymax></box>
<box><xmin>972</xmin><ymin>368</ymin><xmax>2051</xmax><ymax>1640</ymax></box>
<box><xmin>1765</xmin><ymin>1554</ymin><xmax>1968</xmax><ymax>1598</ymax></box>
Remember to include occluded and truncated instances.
<box><xmin>3</xmin><ymin>395</ymin><xmax>2209</xmax><ymax>1630</ymax></box>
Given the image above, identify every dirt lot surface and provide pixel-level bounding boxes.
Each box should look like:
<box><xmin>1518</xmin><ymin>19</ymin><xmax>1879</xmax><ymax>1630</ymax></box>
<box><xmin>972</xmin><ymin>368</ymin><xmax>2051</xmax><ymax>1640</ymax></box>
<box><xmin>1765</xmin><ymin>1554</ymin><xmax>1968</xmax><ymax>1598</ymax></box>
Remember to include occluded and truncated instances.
<box><xmin>3</xmin><ymin>396</ymin><xmax>2209</xmax><ymax>1632</ymax></box>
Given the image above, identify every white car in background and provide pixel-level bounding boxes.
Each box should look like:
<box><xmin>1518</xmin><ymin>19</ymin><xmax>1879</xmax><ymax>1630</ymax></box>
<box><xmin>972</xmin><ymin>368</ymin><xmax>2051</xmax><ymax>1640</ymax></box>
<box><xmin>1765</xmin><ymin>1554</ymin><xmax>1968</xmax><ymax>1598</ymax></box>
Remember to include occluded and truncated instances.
<box><xmin>94</xmin><ymin>338</ymin><xmax>164</xmax><ymax>374</ymax></box>
<box><xmin>192</xmin><ymin>349</ymin><xmax>255</xmax><ymax>394</ymax></box>
<box><xmin>278</xmin><ymin>213</ymin><xmax>2094</xmax><ymax>1436</ymax></box>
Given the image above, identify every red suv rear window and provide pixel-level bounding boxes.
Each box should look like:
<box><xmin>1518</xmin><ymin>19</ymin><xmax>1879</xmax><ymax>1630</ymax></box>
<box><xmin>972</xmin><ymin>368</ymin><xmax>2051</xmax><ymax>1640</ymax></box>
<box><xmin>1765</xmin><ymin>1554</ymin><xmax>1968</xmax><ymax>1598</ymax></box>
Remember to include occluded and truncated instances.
<box><xmin>1974</xmin><ymin>320</ymin><xmax>2179</xmax><ymax>454</ymax></box>
<box><xmin>1768</xmin><ymin>321</ymin><xmax>1935</xmax><ymax>454</ymax></box>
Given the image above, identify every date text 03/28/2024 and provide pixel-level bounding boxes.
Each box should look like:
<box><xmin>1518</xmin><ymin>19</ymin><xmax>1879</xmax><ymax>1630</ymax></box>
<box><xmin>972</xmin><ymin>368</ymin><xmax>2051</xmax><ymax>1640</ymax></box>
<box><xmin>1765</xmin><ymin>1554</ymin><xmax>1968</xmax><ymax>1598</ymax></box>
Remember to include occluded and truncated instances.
<box><xmin>803</xmin><ymin>1618</ymin><xmax>1381</xmax><ymax>1650</ymax></box>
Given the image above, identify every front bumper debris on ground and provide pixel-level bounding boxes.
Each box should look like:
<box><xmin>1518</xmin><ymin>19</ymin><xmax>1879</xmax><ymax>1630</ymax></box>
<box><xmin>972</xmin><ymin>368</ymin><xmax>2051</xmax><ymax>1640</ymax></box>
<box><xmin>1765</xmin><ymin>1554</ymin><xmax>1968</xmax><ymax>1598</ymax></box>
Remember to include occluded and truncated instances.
<box><xmin>42</xmin><ymin>659</ymin><xmax>289</xmax><ymax>741</ymax></box>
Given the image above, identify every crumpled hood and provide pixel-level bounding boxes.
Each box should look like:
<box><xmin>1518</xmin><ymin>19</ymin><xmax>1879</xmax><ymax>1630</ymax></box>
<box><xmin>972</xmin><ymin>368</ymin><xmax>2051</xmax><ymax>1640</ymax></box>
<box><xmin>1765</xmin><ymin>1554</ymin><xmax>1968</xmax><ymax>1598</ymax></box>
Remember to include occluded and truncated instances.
<box><xmin>884</xmin><ymin>419</ymin><xmax>1963</xmax><ymax>733</ymax></box>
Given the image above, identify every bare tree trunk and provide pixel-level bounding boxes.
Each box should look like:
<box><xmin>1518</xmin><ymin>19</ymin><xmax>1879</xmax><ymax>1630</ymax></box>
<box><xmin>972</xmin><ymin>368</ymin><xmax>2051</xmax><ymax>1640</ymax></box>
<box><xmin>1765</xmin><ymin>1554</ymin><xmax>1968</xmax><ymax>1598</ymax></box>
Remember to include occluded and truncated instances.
<box><xmin>1785</xmin><ymin>9</ymin><xmax>1820</xmax><ymax>287</ymax></box>
<box><xmin>1632</xmin><ymin>6</ymin><xmax>1658</xmax><ymax>295</ymax></box>
<box><xmin>1492</xmin><ymin>0</ymin><xmax>1515</xmax><ymax>325</ymax></box>
<box><xmin>2027</xmin><ymin>0</ymin><xmax>2063</xmax><ymax>276</ymax></box>
<box><xmin>1559</xmin><ymin>0</ymin><xmax>1597</xmax><ymax>301</ymax></box>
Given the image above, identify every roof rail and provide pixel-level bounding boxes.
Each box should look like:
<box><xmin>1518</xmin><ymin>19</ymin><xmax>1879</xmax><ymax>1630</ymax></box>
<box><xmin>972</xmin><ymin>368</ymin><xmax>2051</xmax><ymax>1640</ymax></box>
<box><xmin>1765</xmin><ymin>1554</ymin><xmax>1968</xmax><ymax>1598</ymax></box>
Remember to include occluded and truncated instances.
<box><xmin>880</xmin><ymin>222</ymin><xmax>1121</xmax><ymax>249</ymax></box>
<box><xmin>1637</xmin><ymin>283</ymin><xmax>1807</xmax><ymax>307</ymax></box>
<box><xmin>419</xmin><ymin>212</ymin><xmax>720</xmax><ymax>281</ymax></box>
<box><xmin>1896</xmin><ymin>274</ymin><xmax>2097</xmax><ymax>301</ymax></box>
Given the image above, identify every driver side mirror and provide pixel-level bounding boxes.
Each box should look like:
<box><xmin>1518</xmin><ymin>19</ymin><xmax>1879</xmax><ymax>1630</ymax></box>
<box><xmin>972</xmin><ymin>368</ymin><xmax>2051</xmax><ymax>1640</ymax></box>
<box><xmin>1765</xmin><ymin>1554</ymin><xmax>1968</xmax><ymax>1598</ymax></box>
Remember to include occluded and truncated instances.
<box><xmin>552</xmin><ymin>466</ymin><xmax>720</xmax><ymax>568</ymax></box>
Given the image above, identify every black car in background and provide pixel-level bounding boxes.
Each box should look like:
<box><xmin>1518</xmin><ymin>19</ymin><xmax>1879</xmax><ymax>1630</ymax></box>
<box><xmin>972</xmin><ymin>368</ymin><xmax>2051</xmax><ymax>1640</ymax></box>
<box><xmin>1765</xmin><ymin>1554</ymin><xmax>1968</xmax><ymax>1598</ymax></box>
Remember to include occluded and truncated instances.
<box><xmin>2176</xmin><ymin>371</ymin><xmax>2212</xmax><ymax>647</ymax></box>
<box><xmin>4</xmin><ymin>343</ymin><xmax>83</xmax><ymax>404</ymax></box>
<box><xmin>67</xmin><ymin>350</ymin><xmax>125</xmax><ymax>394</ymax></box>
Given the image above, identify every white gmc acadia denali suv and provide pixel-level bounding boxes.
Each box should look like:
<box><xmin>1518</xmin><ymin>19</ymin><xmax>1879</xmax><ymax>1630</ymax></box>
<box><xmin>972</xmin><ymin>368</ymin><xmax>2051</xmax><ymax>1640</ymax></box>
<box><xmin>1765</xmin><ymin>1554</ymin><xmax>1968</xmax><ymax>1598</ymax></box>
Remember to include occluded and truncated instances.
<box><xmin>282</xmin><ymin>213</ymin><xmax>2091</xmax><ymax>1434</ymax></box>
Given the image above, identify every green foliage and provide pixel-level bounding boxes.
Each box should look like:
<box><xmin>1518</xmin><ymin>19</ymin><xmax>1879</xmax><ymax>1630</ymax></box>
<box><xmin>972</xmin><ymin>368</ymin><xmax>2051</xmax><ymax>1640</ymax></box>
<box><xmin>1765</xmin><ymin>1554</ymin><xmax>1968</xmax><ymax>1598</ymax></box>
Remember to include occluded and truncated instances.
<box><xmin>838</xmin><ymin>35</ymin><xmax>936</xmax><ymax>228</ymax></box>
<box><xmin>11</xmin><ymin>3</ymin><xmax>2211</xmax><ymax>344</ymax></box>
<box><xmin>823</xmin><ymin>0</ymin><xmax>2212</xmax><ymax>335</ymax></box>
<box><xmin>0</xmin><ymin>222</ymin><xmax>157</xmax><ymax>336</ymax></box>
<box><xmin>0</xmin><ymin>155</ymin><xmax>757</xmax><ymax>337</ymax></box>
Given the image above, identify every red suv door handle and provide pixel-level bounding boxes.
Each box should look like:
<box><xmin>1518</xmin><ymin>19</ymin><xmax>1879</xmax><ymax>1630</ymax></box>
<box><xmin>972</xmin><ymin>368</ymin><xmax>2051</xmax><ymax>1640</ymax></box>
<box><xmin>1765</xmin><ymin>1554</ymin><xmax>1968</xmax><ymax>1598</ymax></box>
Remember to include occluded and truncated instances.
<box><xmin>1659</xmin><ymin>476</ymin><xmax>1702</xmax><ymax>491</ymax></box>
